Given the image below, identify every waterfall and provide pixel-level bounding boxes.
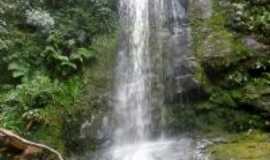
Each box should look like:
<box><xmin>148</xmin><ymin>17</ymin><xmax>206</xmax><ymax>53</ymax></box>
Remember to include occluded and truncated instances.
<box><xmin>113</xmin><ymin>0</ymin><xmax>151</xmax><ymax>145</ymax></box>
<box><xmin>92</xmin><ymin>0</ymin><xmax>207</xmax><ymax>160</ymax></box>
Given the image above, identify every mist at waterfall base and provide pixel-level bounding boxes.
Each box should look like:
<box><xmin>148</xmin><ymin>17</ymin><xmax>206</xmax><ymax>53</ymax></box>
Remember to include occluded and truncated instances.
<box><xmin>83</xmin><ymin>0</ymin><xmax>207</xmax><ymax>160</ymax></box>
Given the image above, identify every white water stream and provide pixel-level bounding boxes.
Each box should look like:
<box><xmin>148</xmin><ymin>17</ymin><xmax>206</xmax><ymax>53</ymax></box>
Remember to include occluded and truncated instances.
<box><xmin>113</xmin><ymin>0</ymin><xmax>151</xmax><ymax>145</ymax></box>
<box><xmin>102</xmin><ymin>0</ymin><xmax>207</xmax><ymax>160</ymax></box>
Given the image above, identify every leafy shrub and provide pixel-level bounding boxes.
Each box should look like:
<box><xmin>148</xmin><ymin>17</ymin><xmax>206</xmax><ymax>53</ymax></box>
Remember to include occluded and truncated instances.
<box><xmin>0</xmin><ymin>74</ymin><xmax>83</xmax><ymax>131</ymax></box>
<box><xmin>1</xmin><ymin>32</ymin><xmax>44</xmax><ymax>80</ymax></box>
<box><xmin>43</xmin><ymin>31</ymin><xmax>96</xmax><ymax>76</ymax></box>
<box><xmin>229</xmin><ymin>0</ymin><xmax>270</xmax><ymax>43</ymax></box>
<box><xmin>3</xmin><ymin>75</ymin><xmax>58</xmax><ymax>109</ymax></box>
<box><xmin>0</xmin><ymin>75</ymin><xmax>57</xmax><ymax>129</ymax></box>
<box><xmin>25</xmin><ymin>9</ymin><xmax>55</xmax><ymax>33</ymax></box>
<box><xmin>226</xmin><ymin>71</ymin><xmax>249</xmax><ymax>87</ymax></box>
<box><xmin>0</xmin><ymin>0</ymin><xmax>116</xmax><ymax>81</ymax></box>
<box><xmin>0</xmin><ymin>0</ymin><xmax>117</xmax><ymax>151</ymax></box>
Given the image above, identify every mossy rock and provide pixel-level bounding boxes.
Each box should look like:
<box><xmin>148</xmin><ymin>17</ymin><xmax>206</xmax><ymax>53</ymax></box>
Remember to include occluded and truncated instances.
<box><xmin>187</xmin><ymin>10</ymin><xmax>269</xmax><ymax>134</ymax></box>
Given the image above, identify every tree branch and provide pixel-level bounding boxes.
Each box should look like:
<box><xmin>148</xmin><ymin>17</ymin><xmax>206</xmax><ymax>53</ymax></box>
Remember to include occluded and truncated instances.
<box><xmin>0</xmin><ymin>128</ymin><xmax>64</xmax><ymax>160</ymax></box>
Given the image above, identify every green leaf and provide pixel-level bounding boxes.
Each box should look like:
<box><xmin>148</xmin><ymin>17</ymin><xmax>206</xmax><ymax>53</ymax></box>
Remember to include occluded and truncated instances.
<box><xmin>70</xmin><ymin>53</ymin><xmax>83</xmax><ymax>62</ymax></box>
<box><xmin>77</xmin><ymin>48</ymin><xmax>96</xmax><ymax>59</ymax></box>
<box><xmin>53</xmin><ymin>54</ymin><xmax>69</xmax><ymax>62</ymax></box>
<box><xmin>8</xmin><ymin>62</ymin><xmax>20</xmax><ymax>70</ymax></box>
<box><xmin>8</xmin><ymin>62</ymin><xmax>29</xmax><ymax>78</ymax></box>
<box><xmin>12</xmin><ymin>70</ymin><xmax>26</xmax><ymax>78</ymax></box>
<box><xmin>61</xmin><ymin>61</ymin><xmax>77</xmax><ymax>69</ymax></box>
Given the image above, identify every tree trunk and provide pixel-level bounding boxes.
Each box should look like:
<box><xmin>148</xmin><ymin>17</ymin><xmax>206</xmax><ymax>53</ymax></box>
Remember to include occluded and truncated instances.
<box><xmin>0</xmin><ymin>128</ymin><xmax>64</xmax><ymax>160</ymax></box>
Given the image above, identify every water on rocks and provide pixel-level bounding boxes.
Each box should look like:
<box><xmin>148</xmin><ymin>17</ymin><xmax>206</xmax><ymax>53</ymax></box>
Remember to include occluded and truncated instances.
<box><xmin>87</xmin><ymin>0</ymin><xmax>209</xmax><ymax>159</ymax></box>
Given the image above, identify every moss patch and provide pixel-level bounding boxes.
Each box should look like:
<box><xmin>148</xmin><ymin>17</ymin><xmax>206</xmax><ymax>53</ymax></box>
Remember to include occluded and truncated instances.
<box><xmin>187</xmin><ymin>0</ymin><xmax>270</xmax><ymax>133</ymax></box>
<box><xmin>209</xmin><ymin>131</ymin><xmax>270</xmax><ymax>160</ymax></box>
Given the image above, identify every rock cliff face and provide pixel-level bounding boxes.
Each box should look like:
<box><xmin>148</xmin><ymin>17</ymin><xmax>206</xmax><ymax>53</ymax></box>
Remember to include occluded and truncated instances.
<box><xmin>160</xmin><ymin>0</ymin><xmax>270</xmax><ymax>133</ymax></box>
<box><xmin>149</xmin><ymin>0</ymin><xmax>212</xmax><ymax>105</ymax></box>
<box><xmin>191</xmin><ymin>0</ymin><xmax>269</xmax><ymax>129</ymax></box>
<box><xmin>162</xmin><ymin>0</ymin><xmax>200</xmax><ymax>104</ymax></box>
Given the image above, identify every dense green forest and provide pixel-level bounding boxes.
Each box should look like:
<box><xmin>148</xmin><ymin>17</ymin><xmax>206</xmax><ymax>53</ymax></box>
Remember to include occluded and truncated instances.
<box><xmin>0</xmin><ymin>0</ymin><xmax>270</xmax><ymax>160</ymax></box>
<box><xmin>0</xmin><ymin>0</ymin><xmax>118</xmax><ymax>154</ymax></box>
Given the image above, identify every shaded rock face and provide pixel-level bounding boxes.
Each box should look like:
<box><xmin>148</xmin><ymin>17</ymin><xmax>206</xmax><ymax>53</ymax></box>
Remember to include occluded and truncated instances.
<box><xmin>242</xmin><ymin>36</ymin><xmax>269</xmax><ymax>51</ymax></box>
<box><xmin>190</xmin><ymin>0</ymin><xmax>212</xmax><ymax>19</ymax></box>
<box><xmin>135</xmin><ymin>0</ymin><xmax>210</xmax><ymax>135</ymax></box>
<box><xmin>63</xmin><ymin>94</ymin><xmax>113</xmax><ymax>155</ymax></box>
<box><xmin>140</xmin><ymin>0</ymin><xmax>209</xmax><ymax>133</ymax></box>
<box><xmin>160</xmin><ymin>0</ymin><xmax>201</xmax><ymax>103</ymax></box>
<box><xmin>242</xmin><ymin>87</ymin><xmax>270</xmax><ymax>115</ymax></box>
<box><xmin>145</xmin><ymin>0</ymin><xmax>200</xmax><ymax>133</ymax></box>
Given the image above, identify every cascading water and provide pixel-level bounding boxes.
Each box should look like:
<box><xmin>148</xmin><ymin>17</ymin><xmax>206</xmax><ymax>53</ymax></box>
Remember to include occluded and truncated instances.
<box><xmin>113</xmin><ymin>0</ymin><xmax>151</xmax><ymax>145</ymax></box>
<box><xmin>95</xmin><ymin>0</ymin><xmax>207</xmax><ymax>160</ymax></box>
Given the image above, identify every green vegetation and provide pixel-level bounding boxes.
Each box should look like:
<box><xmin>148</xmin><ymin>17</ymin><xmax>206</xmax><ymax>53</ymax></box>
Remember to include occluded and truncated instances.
<box><xmin>187</xmin><ymin>0</ymin><xmax>270</xmax><ymax>159</ymax></box>
<box><xmin>0</xmin><ymin>0</ymin><xmax>117</xmax><ymax>154</ymax></box>
<box><xmin>229</xmin><ymin>0</ymin><xmax>270</xmax><ymax>44</ymax></box>
<box><xmin>185</xmin><ymin>0</ymin><xmax>270</xmax><ymax>133</ymax></box>
<box><xmin>62</xmin><ymin>34</ymin><xmax>117</xmax><ymax>155</ymax></box>
<box><xmin>209</xmin><ymin>131</ymin><xmax>270</xmax><ymax>160</ymax></box>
